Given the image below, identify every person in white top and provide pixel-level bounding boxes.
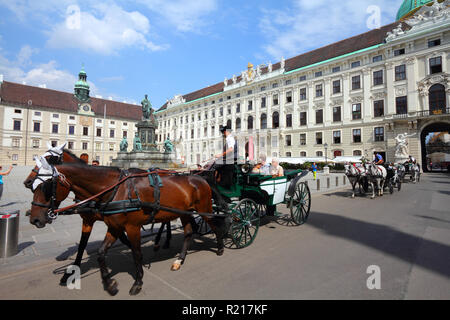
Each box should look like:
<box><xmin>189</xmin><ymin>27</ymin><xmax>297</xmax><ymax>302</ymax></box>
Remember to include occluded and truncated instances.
<box><xmin>269</xmin><ymin>158</ymin><xmax>284</xmax><ymax>177</ymax></box>
<box><xmin>212</xmin><ymin>125</ymin><xmax>237</xmax><ymax>188</ymax></box>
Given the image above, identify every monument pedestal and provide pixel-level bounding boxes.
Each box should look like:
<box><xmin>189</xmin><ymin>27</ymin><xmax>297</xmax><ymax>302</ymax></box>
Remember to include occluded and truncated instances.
<box><xmin>111</xmin><ymin>151</ymin><xmax>182</xmax><ymax>169</ymax></box>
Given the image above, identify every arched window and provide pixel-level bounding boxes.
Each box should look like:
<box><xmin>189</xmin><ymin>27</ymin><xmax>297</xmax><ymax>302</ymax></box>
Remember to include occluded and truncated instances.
<box><xmin>286</xmin><ymin>152</ymin><xmax>292</xmax><ymax>157</ymax></box>
<box><xmin>316</xmin><ymin>151</ymin><xmax>323</xmax><ymax>157</ymax></box>
<box><xmin>333</xmin><ymin>150</ymin><xmax>342</xmax><ymax>157</ymax></box>
<box><xmin>429</xmin><ymin>84</ymin><xmax>446</xmax><ymax>114</ymax></box>
<box><xmin>272</xmin><ymin>111</ymin><xmax>279</xmax><ymax>128</ymax></box>
<box><xmin>260</xmin><ymin>113</ymin><xmax>267</xmax><ymax>129</ymax></box>
<box><xmin>248</xmin><ymin>116</ymin><xmax>254</xmax><ymax>130</ymax></box>
<box><xmin>236</xmin><ymin>118</ymin><xmax>241</xmax><ymax>131</ymax></box>
<box><xmin>353</xmin><ymin>150</ymin><xmax>362</xmax><ymax>156</ymax></box>
<box><xmin>300</xmin><ymin>151</ymin><xmax>307</xmax><ymax>157</ymax></box>
<box><xmin>226</xmin><ymin>119</ymin><xmax>231</xmax><ymax>129</ymax></box>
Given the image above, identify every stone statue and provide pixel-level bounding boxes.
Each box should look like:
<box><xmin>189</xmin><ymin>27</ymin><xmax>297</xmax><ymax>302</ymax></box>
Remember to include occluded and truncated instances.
<box><xmin>224</xmin><ymin>78</ymin><xmax>228</xmax><ymax>87</ymax></box>
<box><xmin>395</xmin><ymin>132</ymin><xmax>416</xmax><ymax>159</ymax></box>
<box><xmin>133</xmin><ymin>133</ymin><xmax>143</xmax><ymax>151</ymax></box>
<box><xmin>141</xmin><ymin>94</ymin><xmax>152</xmax><ymax>120</ymax></box>
<box><xmin>120</xmin><ymin>137</ymin><xmax>128</xmax><ymax>152</ymax></box>
<box><xmin>232</xmin><ymin>74</ymin><xmax>237</xmax><ymax>84</ymax></box>
<box><xmin>164</xmin><ymin>138</ymin><xmax>174</xmax><ymax>153</ymax></box>
<box><xmin>280</xmin><ymin>57</ymin><xmax>285</xmax><ymax>69</ymax></box>
<box><xmin>268</xmin><ymin>62</ymin><xmax>272</xmax><ymax>73</ymax></box>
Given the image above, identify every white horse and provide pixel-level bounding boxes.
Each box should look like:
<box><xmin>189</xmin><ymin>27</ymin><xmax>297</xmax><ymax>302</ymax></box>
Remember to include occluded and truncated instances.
<box><xmin>366</xmin><ymin>163</ymin><xmax>387</xmax><ymax>198</ymax></box>
<box><xmin>344</xmin><ymin>164</ymin><xmax>366</xmax><ymax>198</ymax></box>
<box><xmin>408</xmin><ymin>163</ymin><xmax>421</xmax><ymax>183</ymax></box>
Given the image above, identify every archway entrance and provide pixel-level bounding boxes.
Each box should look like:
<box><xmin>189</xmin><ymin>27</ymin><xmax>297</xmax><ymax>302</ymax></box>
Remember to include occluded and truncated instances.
<box><xmin>420</xmin><ymin>122</ymin><xmax>450</xmax><ymax>172</ymax></box>
<box><xmin>429</xmin><ymin>84</ymin><xmax>446</xmax><ymax>115</ymax></box>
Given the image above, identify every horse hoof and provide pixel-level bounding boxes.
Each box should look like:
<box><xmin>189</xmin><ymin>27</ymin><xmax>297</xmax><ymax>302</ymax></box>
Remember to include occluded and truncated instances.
<box><xmin>105</xmin><ymin>279</ymin><xmax>119</xmax><ymax>296</ymax></box>
<box><xmin>171</xmin><ymin>263</ymin><xmax>181</xmax><ymax>271</ymax></box>
<box><xmin>351</xmin><ymin>194</ymin><xmax>355</xmax><ymax>198</ymax></box>
<box><xmin>153</xmin><ymin>244</ymin><xmax>160</xmax><ymax>252</ymax></box>
<box><xmin>129</xmin><ymin>283</ymin><xmax>142</xmax><ymax>296</ymax></box>
<box><xmin>217</xmin><ymin>248</ymin><xmax>224</xmax><ymax>256</ymax></box>
<box><xmin>59</xmin><ymin>273</ymin><xmax>69</xmax><ymax>286</ymax></box>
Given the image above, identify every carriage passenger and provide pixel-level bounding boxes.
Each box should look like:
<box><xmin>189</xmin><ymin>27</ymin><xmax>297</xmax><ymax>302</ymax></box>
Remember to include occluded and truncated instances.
<box><xmin>373</xmin><ymin>151</ymin><xmax>384</xmax><ymax>165</ymax></box>
<box><xmin>269</xmin><ymin>158</ymin><xmax>284</xmax><ymax>177</ymax></box>
<box><xmin>409</xmin><ymin>155</ymin><xmax>416</xmax><ymax>164</ymax></box>
<box><xmin>252</xmin><ymin>154</ymin><xmax>270</xmax><ymax>175</ymax></box>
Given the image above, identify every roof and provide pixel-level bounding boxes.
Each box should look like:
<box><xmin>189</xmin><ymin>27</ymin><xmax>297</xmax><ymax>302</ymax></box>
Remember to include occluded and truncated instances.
<box><xmin>0</xmin><ymin>81</ymin><xmax>142</xmax><ymax>121</ymax></box>
<box><xmin>157</xmin><ymin>21</ymin><xmax>410</xmax><ymax>112</ymax></box>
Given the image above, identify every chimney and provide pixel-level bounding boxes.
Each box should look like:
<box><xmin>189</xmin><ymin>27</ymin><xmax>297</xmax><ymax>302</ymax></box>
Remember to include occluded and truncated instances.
<box><xmin>39</xmin><ymin>84</ymin><xmax>46</xmax><ymax>88</ymax></box>
<box><xmin>0</xmin><ymin>74</ymin><xmax>3</xmax><ymax>83</ymax></box>
<box><xmin>108</xmin><ymin>96</ymin><xmax>113</xmax><ymax>100</ymax></box>
<box><xmin>95</xmin><ymin>95</ymin><xmax>103</xmax><ymax>99</ymax></box>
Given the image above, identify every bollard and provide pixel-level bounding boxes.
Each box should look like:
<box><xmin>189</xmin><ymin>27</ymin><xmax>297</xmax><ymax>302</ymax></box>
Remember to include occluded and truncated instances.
<box><xmin>327</xmin><ymin>177</ymin><xmax>330</xmax><ymax>188</ymax></box>
<box><xmin>336</xmin><ymin>176</ymin><xmax>339</xmax><ymax>187</ymax></box>
<box><xmin>0</xmin><ymin>211</ymin><xmax>20</xmax><ymax>258</ymax></box>
<box><xmin>343</xmin><ymin>176</ymin><xmax>346</xmax><ymax>185</ymax></box>
<box><xmin>317</xmin><ymin>179</ymin><xmax>320</xmax><ymax>191</ymax></box>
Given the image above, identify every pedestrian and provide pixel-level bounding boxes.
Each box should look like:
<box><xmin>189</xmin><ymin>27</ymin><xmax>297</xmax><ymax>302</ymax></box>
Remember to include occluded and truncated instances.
<box><xmin>311</xmin><ymin>162</ymin><xmax>318</xmax><ymax>180</ymax></box>
<box><xmin>92</xmin><ymin>160</ymin><xmax>99</xmax><ymax>166</ymax></box>
<box><xmin>0</xmin><ymin>165</ymin><xmax>13</xmax><ymax>201</ymax></box>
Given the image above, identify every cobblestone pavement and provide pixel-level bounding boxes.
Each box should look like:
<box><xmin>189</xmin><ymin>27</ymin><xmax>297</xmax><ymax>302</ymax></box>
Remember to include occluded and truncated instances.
<box><xmin>0</xmin><ymin>165</ymin><xmax>349</xmax><ymax>274</ymax></box>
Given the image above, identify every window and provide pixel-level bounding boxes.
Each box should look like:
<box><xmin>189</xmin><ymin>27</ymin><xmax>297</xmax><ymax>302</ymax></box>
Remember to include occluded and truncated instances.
<box><xmin>236</xmin><ymin>103</ymin><xmax>241</xmax><ymax>113</ymax></box>
<box><xmin>69</xmin><ymin>116</ymin><xmax>75</xmax><ymax>120</ymax></box>
<box><xmin>227</xmin><ymin>95</ymin><xmax>231</xmax><ymax>100</ymax></box>
<box><xmin>260</xmin><ymin>114</ymin><xmax>267</xmax><ymax>129</ymax></box>
<box><xmin>191</xmin><ymin>129</ymin><xmax>194</xmax><ymax>139</ymax></box>
<box><xmin>373</xmin><ymin>70</ymin><xmax>383</xmax><ymax>86</ymax></box>
<box><xmin>236</xmin><ymin>93</ymin><xmax>241</xmax><ymax>98</ymax></box>
<box><xmin>300</xmin><ymin>134</ymin><xmax>306</xmax><ymax>146</ymax></box>
<box><xmin>13</xmin><ymin>120</ymin><xmax>21</xmax><ymax>131</ymax></box>
<box><xmin>300</xmin><ymin>112</ymin><xmax>307</xmax><ymax>126</ymax></box>
<box><xmin>109</xmin><ymin>144</ymin><xmax>114</xmax><ymax>151</ymax></box>
<box><xmin>285</xmin><ymin>80</ymin><xmax>291</xmax><ymax>85</ymax></box>
<box><xmin>247</xmin><ymin>90</ymin><xmax>252</xmax><ymax>95</ymax></box>
<box><xmin>353</xmin><ymin>129</ymin><xmax>361</xmax><ymax>143</ymax></box>
<box><xmin>82</xmin><ymin>142</ymin><xmax>88</xmax><ymax>150</ymax></box>
<box><xmin>236</xmin><ymin>118</ymin><xmax>241</xmax><ymax>131</ymax></box>
<box><xmin>272</xmin><ymin>112</ymin><xmax>279</xmax><ymax>128</ymax></box>
<box><xmin>32</xmin><ymin>139</ymin><xmax>40</xmax><ymax>148</ymax></box>
<box><xmin>374</xmin><ymin>100</ymin><xmax>384</xmax><ymax>117</ymax></box>
<box><xmin>353</xmin><ymin>150</ymin><xmax>362</xmax><ymax>156</ymax></box>
<box><xmin>286</xmin><ymin>114</ymin><xmax>292</xmax><ymax>127</ymax></box>
<box><xmin>110</xmin><ymin>129</ymin><xmax>115</xmax><ymax>138</ymax></box>
<box><xmin>315</xmin><ymin>84</ymin><xmax>323</xmax><ymax>97</ymax></box>
<box><xmin>68</xmin><ymin>141</ymin><xmax>74</xmax><ymax>150</ymax></box>
<box><xmin>52</xmin><ymin>123</ymin><xmax>58</xmax><ymax>134</ymax></box>
<box><xmin>123</xmin><ymin>122</ymin><xmax>127</xmax><ymax>126</ymax></box>
<box><xmin>261</xmin><ymin>97</ymin><xmax>266</xmax><ymax>108</ymax></box>
<box><xmin>316</xmin><ymin>109</ymin><xmax>323</xmax><ymax>124</ymax></box>
<box><xmin>96</xmin><ymin>128</ymin><xmax>102</xmax><ymax>137</ymax></box>
<box><xmin>352</xmin><ymin>104</ymin><xmax>362</xmax><ymax>120</ymax></box>
<box><xmin>332</xmin><ymin>66</ymin><xmax>341</xmax><ymax>73</ymax></box>
<box><xmin>83</xmin><ymin>127</ymin><xmax>89</xmax><ymax>136</ymax></box>
<box><xmin>333</xmin><ymin>131</ymin><xmax>341</xmax><ymax>144</ymax></box>
<box><xmin>300</xmin><ymin>88</ymin><xmax>307</xmax><ymax>101</ymax></box>
<box><xmin>430</xmin><ymin>57</ymin><xmax>442</xmax><ymax>74</ymax></box>
<box><xmin>396</xmin><ymin>96</ymin><xmax>408</xmax><ymax>114</ymax></box>
<box><xmin>14</xmin><ymin>109</ymin><xmax>22</xmax><ymax>114</ymax></box>
<box><xmin>198</xmin><ymin>113</ymin><xmax>201</xmax><ymax>121</ymax></box>
<box><xmin>123</xmin><ymin>131</ymin><xmax>127</xmax><ymax>138</ymax></box>
<box><xmin>333</xmin><ymin>106</ymin><xmax>341</xmax><ymax>122</ymax></box>
<box><xmin>260</xmin><ymin>86</ymin><xmax>266</xmax><ymax>92</ymax></box>
<box><xmin>299</xmin><ymin>75</ymin><xmax>306</xmax><ymax>82</ymax></box>
<box><xmin>300</xmin><ymin>151</ymin><xmax>307</xmax><ymax>157</ymax></box>
<box><xmin>12</xmin><ymin>138</ymin><xmax>20</xmax><ymax>148</ymax></box>
<box><xmin>286</xmin><ymin>91</ymin><xmax>292</xmax><ymax>103</ymax></box>
<box><xmin>33</xmin><ymin>122</ymin><xmax>40</xmax><ymax>132</ymax></box>
<box><xmin>97</xmin><ymin>119</ymin><xmax>102</xmax><ymax>123</ymax></box>
<box><xmin>248</xmin><ymin>100</ymin><xmax>253</xmax><ymax>111</ymax></box>
<box><xmin>351</xmin><ymin>61</ymin><xmax>360</xmax><ymax>68</ymax></box>
<box><xmin>333</xmin><ymin>80</ymin><xmax>341</xmax><ymax>94</ymax></box>
<box><xmin>316</xmin><ymin>151</ymin><xmax>323</xmax><ymax>157</ymax></box>
<box><xmin>69</xmin><ymin>125</ymin><xmax>75</xmax><ymax>135</ymax></box>
<box><xmin>315</xmin><ymin>71</ymin><xmax>322</xmax><ymax>77</ymax></box>
<box><xmin>395</xmin><ymin>65</ymin><xmax>406</xmax><ymax>81</ymax></box>
<box><xmin>286</xmin><ymin>152</ymin><xmax>292</xmax><ymax>157</ymax></box>
<box><xmin>316</xmin><ymin>132</ymin><xmax>323</xmax><ymax>145</ymax></box>
<box><xmin>374</xmin><ymin>127</ymin><xmax>384</xmax><ymax>142</ymax></box>
<box><xmin>34</xmin><ymin>111</ymin><xmax>41</xmax><ymax>116</ymax></box>
<box><xmin>52</xmin><ymin>114</ymin><xmax>59</xmax><ymax>118</ymax></box>
<box><xmin>220</xmin><ymin>107</ymin><xmax>223</xmax><ymax>116</ymax></box>
<box><xmin>373</xmin><ymin>55</ymin><xmax>383</xmax><ymax>63</ymax></box>
<box><xmin>282</xmin><ymin>134</ymin><xmax>291</xmax><ymax>148</ymax></box>
<box><xmin>273</xmin><ymin>94</ymin><xmax>279</xmax><ymax>105</ymax></box>
<box><xmin>12</xmin><ymin>154</ymin><xmax>18</xmax><ymax>161</ymax></box>
<box><xmin>272</xmin><ymin>83</ymin><xmax>278</xmax><ymax>89</ymax></box>
<box><xmin>394</xmin><ymin>48</ymin><xmax>405</xmax><ymax>56</ymax></box>
<box><xmin>352</xmin><ymin>75</ymin><xmax>361</xmax><ymax>90</ymax></box>
<box><xmin>110</xmin><ymin>121</ymin><xmax>115</xmax><ymax>125</ymax></box>
<box><xmin>428</xmin><ymin>39</ymin><xmax>441</xmax><ymax>48</ymax></box>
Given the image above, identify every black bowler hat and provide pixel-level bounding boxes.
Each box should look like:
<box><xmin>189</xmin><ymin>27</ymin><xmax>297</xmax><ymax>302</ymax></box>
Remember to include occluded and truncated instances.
<box><xmin>219</xmin><ymin>125</ymin><xmax>231</xmax><ymax>133</ymax></box>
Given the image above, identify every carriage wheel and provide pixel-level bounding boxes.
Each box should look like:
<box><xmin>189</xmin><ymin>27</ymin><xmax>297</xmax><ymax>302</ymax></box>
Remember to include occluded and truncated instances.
<box><xmin>289</xmin><ymin>182</ymin><xmax>311</xmax><ymax>225</ymax></box>
<box><xmin>397</xmin><ymin>180</ymin><xmax>401</xmax><ymax>191</ymax></box>
<box><xmin>228</xmin><ymin>199</ymin><xmax>260</xmax><ymax>248</ymax></box>
<box><xmin>389</xmin><ymin>181</ymin><xmax>394</xmax><ymax>194</ymax></box>
<box><xmin>193</xmin><ymin>215</ymin><xmax>212</xmax><ymax>236</ymax></box>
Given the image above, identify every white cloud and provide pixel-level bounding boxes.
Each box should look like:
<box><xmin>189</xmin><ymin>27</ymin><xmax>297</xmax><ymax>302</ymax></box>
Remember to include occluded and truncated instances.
<box><xmin>46</xmin><ymin>3</ymin><xmax>167</xmax><ymax>55</ymax></box>
<box><xmin>137</xmin><ymin>0</ymin><xmax>218</xmax><ymax>32</ymax></box>
<box><xmin>259</xmin><ymin>0</ymin><xmax>403</xmax><ymax>60</ymax></box>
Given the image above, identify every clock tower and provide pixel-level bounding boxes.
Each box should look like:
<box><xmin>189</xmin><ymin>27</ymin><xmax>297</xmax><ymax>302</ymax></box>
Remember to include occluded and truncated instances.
<box><xmin>74</xmin><ymin>65</ymin><xmax>94</xmax><ymax>116</ymax></box>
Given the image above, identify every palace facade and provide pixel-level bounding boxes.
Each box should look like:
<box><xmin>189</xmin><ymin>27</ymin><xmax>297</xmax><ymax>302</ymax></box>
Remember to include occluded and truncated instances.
<box><xmin>0</xmin><ymin>68</ymin><xmax>142</xmax><ymax>166</ymax></box>
<box><xmin>155</xmin><ymin>0</ymin><xmax>450</xmax><ymax>170</ymax></box>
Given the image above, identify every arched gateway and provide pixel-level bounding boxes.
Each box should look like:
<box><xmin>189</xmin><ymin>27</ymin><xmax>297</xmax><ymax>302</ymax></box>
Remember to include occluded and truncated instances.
<box><xmin>420</xmin><ymin>121</ymin><xmax>450</xmax><ymax>172</ymax></box>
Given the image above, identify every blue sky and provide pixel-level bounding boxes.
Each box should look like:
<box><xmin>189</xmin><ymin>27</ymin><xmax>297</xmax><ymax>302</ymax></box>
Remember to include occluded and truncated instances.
<box><xmin>0</xmin><ymin>0</ymin><xmax>403</xmax><ymax>109</ymax></box>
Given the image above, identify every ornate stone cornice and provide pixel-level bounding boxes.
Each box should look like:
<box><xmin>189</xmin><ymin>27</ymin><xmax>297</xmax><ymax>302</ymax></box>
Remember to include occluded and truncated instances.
<box><xmin>369</xmin><ymin>91</ymin><xmax>387</xmax><ymax>100</ymax></box>
<box><xmin>348</xmin><ymin>96</ymin><xmax>364</xmax><ymax>104</ymax></box>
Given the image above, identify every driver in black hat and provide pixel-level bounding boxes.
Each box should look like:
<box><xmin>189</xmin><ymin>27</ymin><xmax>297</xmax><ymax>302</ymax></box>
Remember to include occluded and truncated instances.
<box><xmin>212</xmin><ymin>125</ymin><xmax>237</xmax><ymax>188</ymax></box>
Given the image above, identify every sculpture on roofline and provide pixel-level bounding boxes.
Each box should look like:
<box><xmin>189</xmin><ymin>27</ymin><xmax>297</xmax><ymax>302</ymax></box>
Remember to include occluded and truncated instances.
<box><xmin>120</xmin><ymin>137</ymin><xmax>128</xmax><ymax>152</ymax></box>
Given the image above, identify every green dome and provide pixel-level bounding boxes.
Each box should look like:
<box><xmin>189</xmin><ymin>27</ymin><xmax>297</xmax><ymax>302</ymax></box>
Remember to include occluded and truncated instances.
<box><xmin>396</xmin><ymin>0</ymin><xmax>435</xmax><ymax>20</ymax></box>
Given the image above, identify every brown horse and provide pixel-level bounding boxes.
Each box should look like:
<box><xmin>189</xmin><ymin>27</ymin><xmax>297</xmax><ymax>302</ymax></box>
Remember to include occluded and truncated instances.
<box><xmin>28</xmin><ymin>159</ymin><xmax>228</xmax><ymax>296</ymax></box>
<box><xmin>23</xmin><ymin>148</ymin><xmax>134</xmax><ymax>286</ymax></box>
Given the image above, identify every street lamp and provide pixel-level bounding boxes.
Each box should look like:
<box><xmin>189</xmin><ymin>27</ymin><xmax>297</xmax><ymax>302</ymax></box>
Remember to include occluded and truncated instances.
<box><xmin>324</xmin><ymin>142</ymin><xmax>328</xmax><ymax>166</ymax></box>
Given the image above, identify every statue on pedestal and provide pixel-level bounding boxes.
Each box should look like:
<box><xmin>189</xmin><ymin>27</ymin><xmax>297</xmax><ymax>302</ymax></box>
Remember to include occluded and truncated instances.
<box><xmin>133</xmin><ymin>133</ymin><xmax>143</xmax><ymax>151</ymax></box>
<box><xmin>164</xmin><ymin>138</ymin><xmax>174</xmax><ymax>153</ymax></box>
<box><xmin>120</xmin><ymin>137</ymin><xmax>128</xmax><ymax>152</ymax></box>
<box><xmin>395</xmin><ymin>132</ymin><xmax>416</xmax><ymax>161</ymax></box>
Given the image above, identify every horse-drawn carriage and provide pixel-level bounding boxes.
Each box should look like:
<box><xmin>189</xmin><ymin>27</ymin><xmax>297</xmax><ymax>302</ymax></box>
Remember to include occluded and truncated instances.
<box><xmin>192</xmin><ymin>164</ymin><xmax>311</xmax><ymax>248</ymax></box>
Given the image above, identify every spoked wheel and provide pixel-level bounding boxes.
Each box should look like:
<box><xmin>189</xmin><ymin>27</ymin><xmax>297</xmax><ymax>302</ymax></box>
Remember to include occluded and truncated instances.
<box><xmin>193</xmin><ymin>215</ymin><xmax>212</xmax><ymax>236</ymax></box>
<box><xmin>289</xmin><ymin>182</ymin><xmax>311</xmax><ymax>225</ymax></box>
<box><xmin>397</xmin><ymin>180</ymin><xmax>402</xmax><ymax>191</ymax></box>
<box><xmin>227</xmin><ymin>198</ymin><xmax>260</xmax><ymax>249</ymax></box>
<box><xmin>389</xmin><ymin>181</ymin><xmax>394</xmax><ymax>194</ymax></box>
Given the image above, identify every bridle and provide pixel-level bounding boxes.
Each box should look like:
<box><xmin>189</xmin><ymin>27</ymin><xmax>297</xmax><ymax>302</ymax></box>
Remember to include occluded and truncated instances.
<box><xmin>28</xmin><ymin>149</ymin><xmax>64</xmax><ymax>192</ymax></box>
